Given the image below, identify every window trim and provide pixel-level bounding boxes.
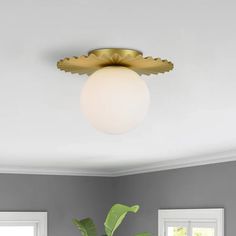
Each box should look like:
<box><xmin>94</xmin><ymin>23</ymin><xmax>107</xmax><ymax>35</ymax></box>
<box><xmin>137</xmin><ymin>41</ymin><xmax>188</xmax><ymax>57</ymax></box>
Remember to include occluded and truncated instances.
<box><xmin>0</xmin><ymin>212</ymin><xmax>47</xmax><ymax>236</ymax></box>
<box><xmin>158</xmin><ymin>209</ymin><xmax>224</xmax><ymax>236</ymax></box>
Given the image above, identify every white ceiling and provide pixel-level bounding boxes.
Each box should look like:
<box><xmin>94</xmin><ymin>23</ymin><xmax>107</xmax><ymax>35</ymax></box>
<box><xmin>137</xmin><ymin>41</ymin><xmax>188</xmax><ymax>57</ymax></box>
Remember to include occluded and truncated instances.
<box><xmin>0</xmin><ymin>0</ymin><xmax>236</xmax><ymax>176</ymax></box>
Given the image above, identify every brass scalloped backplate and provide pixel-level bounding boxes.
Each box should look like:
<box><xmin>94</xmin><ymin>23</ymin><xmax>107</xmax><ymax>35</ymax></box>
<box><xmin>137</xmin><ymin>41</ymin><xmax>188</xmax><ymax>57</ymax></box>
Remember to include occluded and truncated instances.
<box><xmin>57</xmin><ymin>48</ymin><xmax>174</xmax><ymax>76</ymax></box>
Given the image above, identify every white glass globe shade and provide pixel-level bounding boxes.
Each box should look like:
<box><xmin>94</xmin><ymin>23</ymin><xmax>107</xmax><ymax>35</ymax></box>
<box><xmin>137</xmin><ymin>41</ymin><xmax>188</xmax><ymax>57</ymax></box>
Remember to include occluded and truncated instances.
<box><xmin>80</xmin><ymin>66</ymin><xmax>150</xmax><ymax>134</ymax></box>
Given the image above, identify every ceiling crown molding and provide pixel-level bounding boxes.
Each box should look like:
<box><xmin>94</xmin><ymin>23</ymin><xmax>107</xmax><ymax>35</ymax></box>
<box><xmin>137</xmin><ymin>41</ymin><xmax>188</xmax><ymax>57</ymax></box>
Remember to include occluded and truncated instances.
<box><xmin>0</xmin><ymin>150</ymin><xmax>236</xmax><ymax>177</ymax></box>
<box><xmin>111</xmin><ymin>150</ymin><xmax>236</xmax><ymax>176</ymax></box>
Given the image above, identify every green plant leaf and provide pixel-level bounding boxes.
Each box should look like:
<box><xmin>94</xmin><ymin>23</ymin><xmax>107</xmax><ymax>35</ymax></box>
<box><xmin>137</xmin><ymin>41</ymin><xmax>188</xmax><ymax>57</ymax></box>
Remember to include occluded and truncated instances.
<box><xmin>104</xmin><ymin>204</ymin><xmax>140</xmax><ymax>236</ymax></box>
<box><xmin>73</xmin><ymin>218</ymin><xmax>97</xmax><ymax>236</ymax></box>
<box><xmin>135</xmin><ymin>232</ymin><xmax>151</xmax><ymax>236</ymax></box>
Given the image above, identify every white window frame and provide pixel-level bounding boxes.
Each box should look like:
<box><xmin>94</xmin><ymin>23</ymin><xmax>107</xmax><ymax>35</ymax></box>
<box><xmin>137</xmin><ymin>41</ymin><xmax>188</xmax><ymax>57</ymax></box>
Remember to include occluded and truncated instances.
<box><xmin>158</xmin><ymin>209</ymin><xmax>224</xmax><ymax>236</ymax></box>
<box><xmin>0</xmin><ymin>212</ymin><xmax>47</xmax><ymax>236</ymax></box>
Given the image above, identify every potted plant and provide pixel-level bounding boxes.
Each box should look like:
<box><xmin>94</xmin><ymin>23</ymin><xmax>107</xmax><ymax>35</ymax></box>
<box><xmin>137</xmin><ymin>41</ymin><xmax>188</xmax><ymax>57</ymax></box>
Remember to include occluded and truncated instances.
<box><xmin>73</xmin><ymin>204</ymin><xmax>150</xmax><ymax>236</ymax></box>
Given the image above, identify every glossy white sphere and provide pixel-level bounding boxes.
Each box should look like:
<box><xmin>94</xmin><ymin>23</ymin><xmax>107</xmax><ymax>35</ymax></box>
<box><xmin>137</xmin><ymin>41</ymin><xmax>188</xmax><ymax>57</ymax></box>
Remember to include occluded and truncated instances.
<box><xmin>80</xmin><ymin>66</ymin><xmax>150</xmax><ymax>134</ymax></box>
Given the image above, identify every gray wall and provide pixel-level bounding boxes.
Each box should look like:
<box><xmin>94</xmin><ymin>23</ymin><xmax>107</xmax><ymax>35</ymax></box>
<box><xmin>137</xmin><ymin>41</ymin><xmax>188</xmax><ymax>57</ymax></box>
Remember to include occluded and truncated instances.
<box><xmin>114</xmin><ymin>161</ymin><xmax>236</xmax><ymax>236</ymax></box>
<box><xmin>0</xmin><ymin>174</ymin><xmax>114</xmax><ymax>236</ymax></box>
<box><xmin>0</xmin><ymin>162</ymin><xmax>236</xmax><ymax>236</ymax></box>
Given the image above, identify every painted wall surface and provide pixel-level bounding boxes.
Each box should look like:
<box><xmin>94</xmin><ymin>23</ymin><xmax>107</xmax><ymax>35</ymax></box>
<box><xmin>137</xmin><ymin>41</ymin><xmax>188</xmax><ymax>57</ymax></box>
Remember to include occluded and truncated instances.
<box><xmin>114</xmin><ymin>161</ymin><xmax>236</xmax><ymax>236</ymax></box>
<box><xmin>0</xmin><ymin>174</ymin><xmax>114</xmax><ymax>236</ymax></box>
<box><xmin>0</xmin><ymin>162</ymin><xmax>236</xmax><ymax>236</ymax></box>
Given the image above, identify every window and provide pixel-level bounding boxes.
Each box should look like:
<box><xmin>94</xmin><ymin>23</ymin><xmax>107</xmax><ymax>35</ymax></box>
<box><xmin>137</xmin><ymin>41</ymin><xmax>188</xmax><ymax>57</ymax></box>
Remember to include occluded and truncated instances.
<box><xmin>158</xmin><ymin>209</ymin><xmax>224</xmax><ymax>236</ymax></box>
<box><xmin>0</xmin><ymin>212</ymin><xmax>47</xmax><ymax>236</ymax></box>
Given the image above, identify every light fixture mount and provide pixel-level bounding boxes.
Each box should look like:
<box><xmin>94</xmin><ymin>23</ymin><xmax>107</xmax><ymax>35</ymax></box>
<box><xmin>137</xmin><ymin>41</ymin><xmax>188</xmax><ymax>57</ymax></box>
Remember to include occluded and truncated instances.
<box><xmin>57</xmin><ymin>48</ymin><xmax>173</xmax><ymax>76</ymax></box>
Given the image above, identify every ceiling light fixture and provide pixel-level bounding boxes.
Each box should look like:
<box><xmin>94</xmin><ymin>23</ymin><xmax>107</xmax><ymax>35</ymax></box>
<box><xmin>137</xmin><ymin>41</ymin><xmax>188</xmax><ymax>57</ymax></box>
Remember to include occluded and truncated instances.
<box><xmin>57</xmin><ymin>48</ymin><xmax>173</xmax><ymax>134</ymax></box>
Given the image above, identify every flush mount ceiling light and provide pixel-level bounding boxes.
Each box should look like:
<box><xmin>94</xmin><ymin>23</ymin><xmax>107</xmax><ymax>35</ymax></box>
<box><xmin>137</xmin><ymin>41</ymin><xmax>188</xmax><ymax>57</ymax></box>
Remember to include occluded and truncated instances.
<box><xmin>57</xmin><ymin>48</ymin><xmax>173</xmax><ymax>134</ymax></box>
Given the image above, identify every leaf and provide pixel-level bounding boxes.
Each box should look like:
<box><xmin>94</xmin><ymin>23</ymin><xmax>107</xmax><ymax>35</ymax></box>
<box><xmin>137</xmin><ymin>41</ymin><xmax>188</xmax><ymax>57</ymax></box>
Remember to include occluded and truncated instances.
<box><xmin>135</xmin><ymin>232</ymin><xmax>151</xmax><ymax>236</ymax></box>
<box><xmin>73</xmin><ymin>218</ymin><xmax>97</xmax><ymax>236</ymax></box>
<box><xmin>104</xmin><ymin>204</ymin><xmax>140</xmax><ymax>236</ymax></box>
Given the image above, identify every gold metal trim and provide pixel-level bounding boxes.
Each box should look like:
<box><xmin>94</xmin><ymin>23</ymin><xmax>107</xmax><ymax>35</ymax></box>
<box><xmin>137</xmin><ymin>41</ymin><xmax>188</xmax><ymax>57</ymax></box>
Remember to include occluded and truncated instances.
<box><xmin>88</xmin><ymin>48</ymin><xmax>143</xmax><ymax>58</ymax></box>
<box><xmin>57</xmin><ymin>48</ymin><xmax>174</xmax><ymax>76</ymax></box>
